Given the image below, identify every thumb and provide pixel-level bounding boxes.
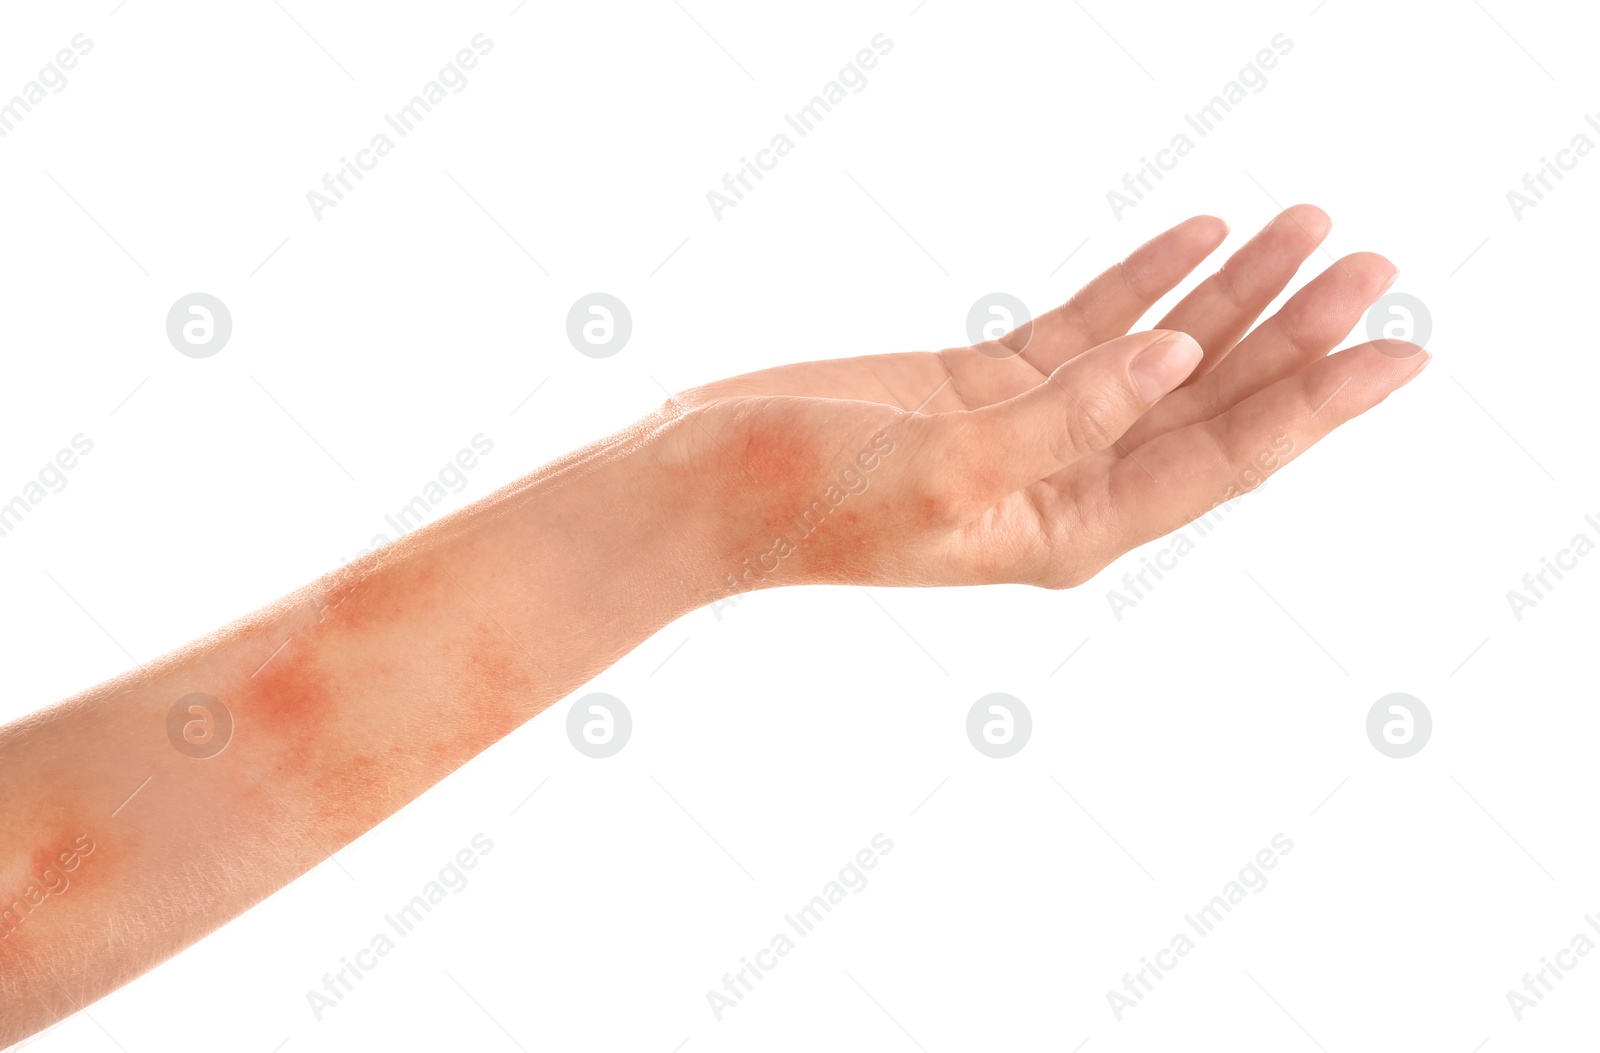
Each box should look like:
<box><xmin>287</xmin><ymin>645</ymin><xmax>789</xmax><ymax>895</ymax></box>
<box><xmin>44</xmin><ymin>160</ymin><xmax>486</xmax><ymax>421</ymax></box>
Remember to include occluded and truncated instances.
<box><xmin>965</xmin><ymin>329</ymin><xmax>1202</xmax><ymax>493</ymax></box>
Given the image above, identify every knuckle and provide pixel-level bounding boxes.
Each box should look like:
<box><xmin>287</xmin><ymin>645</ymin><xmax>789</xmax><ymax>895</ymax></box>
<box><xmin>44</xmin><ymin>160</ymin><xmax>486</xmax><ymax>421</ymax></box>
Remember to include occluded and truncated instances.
<box><xmin>1116</xmin><ymin>258</ymin><xmax>1152</xmax><ymax>301</ymax></box>
<box><xmin>1212</xmin><ymin>260</ymin><xmax>1249</xmax><ymax>312</ymax></box>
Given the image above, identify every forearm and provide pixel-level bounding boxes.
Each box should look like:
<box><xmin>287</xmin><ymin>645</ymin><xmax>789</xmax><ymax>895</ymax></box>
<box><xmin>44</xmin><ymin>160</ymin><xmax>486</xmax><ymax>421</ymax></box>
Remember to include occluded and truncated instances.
<box><xmin>0</xmin><ymin>205</ymin><xmax>1427</xmax><ymax>1045</ymax></box>
<box><xmin>0</xmin><ymin>408</ymin><xmax>710</xmax><ymax>1042</ymax></box>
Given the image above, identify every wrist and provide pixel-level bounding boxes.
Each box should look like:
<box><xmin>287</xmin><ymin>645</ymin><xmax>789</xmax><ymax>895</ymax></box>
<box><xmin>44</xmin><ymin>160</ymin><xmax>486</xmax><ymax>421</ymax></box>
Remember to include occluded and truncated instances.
<box><xmin>454</xmin><ymin>408</ymin><xmax>724</xmax><ymax>696</ymax></box>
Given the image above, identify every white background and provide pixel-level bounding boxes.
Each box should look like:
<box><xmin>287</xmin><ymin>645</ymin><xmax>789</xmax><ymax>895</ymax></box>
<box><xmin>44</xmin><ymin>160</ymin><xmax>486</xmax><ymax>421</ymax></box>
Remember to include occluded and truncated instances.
<box><xmin>2</xmin><ymin>0</ymin><xmax>1596</xmax><ymax>1049</ymax></box>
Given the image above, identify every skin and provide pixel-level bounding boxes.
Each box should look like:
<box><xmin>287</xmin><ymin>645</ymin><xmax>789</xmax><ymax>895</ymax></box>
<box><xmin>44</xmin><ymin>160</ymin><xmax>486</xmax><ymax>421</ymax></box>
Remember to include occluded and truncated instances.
<box><xmin>0</xmin><ymin>206</ymin><xmax>1427</xmax><ymax>1042</ymax></box>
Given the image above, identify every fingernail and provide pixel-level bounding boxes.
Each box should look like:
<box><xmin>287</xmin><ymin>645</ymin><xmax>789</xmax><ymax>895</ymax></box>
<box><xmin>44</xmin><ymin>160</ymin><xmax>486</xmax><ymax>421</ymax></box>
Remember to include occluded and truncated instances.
<box><xmin>1130</xmin><ymin>332</ymin><xmax>1203</xmax><ymax>403</ymax></box>
<box><xmin>1380</xmin><ymin>270</ymin><xmax>1399</xmax><ymax>293</ymax></box>
<box><xmin>1400</xmin><ymin>348</ymin><xmax>1433</xmax><ymax>382</ymax></box>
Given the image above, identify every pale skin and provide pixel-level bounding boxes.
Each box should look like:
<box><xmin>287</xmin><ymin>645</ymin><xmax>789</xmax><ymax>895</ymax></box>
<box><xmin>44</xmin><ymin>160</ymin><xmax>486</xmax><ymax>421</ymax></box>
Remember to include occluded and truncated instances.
<box><xmin>0</xmin><ymin>206</ymin><xmax>1426</xmax><ymax>1042</ymax></box>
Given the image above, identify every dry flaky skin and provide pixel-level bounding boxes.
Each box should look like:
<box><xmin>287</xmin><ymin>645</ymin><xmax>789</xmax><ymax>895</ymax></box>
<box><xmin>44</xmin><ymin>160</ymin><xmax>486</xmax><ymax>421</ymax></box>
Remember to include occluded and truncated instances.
<box><xmin>0</xmin><ymin>206</ymin><xmax>1428</xmax><ymax>1043</ymax></box>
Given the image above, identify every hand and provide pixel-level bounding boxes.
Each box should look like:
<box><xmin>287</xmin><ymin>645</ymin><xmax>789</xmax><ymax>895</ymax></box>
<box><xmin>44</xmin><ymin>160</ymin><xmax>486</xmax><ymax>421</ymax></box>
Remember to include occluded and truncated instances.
<box><xmin>659</xmin><ymin>206</ymin><xmax>1427</xmax><ymax>594</ymax></box>
<box><xmin>0</xmin><ymin>206</ymin><xmax>1428</xmax><ymax>1045</ymax></box>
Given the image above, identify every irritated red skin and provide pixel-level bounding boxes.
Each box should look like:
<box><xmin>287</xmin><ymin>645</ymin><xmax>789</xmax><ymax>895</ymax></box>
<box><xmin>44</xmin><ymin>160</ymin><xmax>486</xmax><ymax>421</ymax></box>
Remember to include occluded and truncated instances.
<box><xmin>227</xmin><ymin>552</ymin><xmax>536</xmax><ymax>839</ymax></box>
<box><xmin>0</xmin><ymin>555</ymin><xmax>538</xmax><ymax>1030</ymax></box>
<box><xmin>0</xmin><ymin>827</ymin><xmax>104</xmax><ymax>975</ymax></box>
<box><xmin>26</xmin><ymin>843</ymin><xmax>67</xmax><ymax>885</ymax></box>
<box><xmin>238</xmin><ymin>552</ymin><xmax>425</xmax><ymax>758</ymax></box>
<box><xmin>699</xmin><ymin>405</ymin><xmax>940</xmax><ymax>589</ymax></box>
<box><xmin>731</xmin><ymin>420</ymin><xmax>831</xmax><ymax>492</ymax></box>
<box><xmin>244</xmin><ymin>639</ymin><xmax>329</xmax><ymax>759</ymax></box>
<box><xmin>2</xmin><ymin>383</ymin><xmax>1014</xmax><ymax>1042</ymax></box>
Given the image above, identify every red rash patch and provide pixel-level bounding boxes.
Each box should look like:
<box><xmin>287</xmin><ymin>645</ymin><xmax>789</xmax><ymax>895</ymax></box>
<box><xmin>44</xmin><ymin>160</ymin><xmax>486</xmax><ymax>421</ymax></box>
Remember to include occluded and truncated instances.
<box><xmin>295</xmin><ymin>613</ymin><xmax>536</xmax><ymax>838</ymax></box>
<box><xmin>26</xmin><ymin>844</ymin><xmax>60</xmax><ymax>883</ymax></box>
<box><xmin>316</xmin><ymin>556</ymin><xmax>442</xmax><ymax>637</ymax></box>
<box><xmin>730</xmin><ymin>422</ymin><xmax>831</xmax><ymax>496</ymax></box>
<box><xmin>237</xmin><ymin>556</ymin><xmax>446</xmax><ymax>757</ymax></box>
<box><xmin>242</xmin><ymin>632</ymin><xmax>335</xmax><ymax>760</ymax></box>
<box><xmin>697</xmin><ymin>406</ymin><xmax>913</xmax><ymax>589</ymax></box>
<box><xmin>231</xmin><ymin>555</ymin><xmax>539</xmax><ymax>841</ymax></box>
<box><xmin>709</xmin><ymin>422</ymin><xmax>835</xmax><ymax>564</ymax></box>
<box><xmin>1</xmin><ymin>830</ymin><xmax>101</xmax><ymax>948</ymax></box>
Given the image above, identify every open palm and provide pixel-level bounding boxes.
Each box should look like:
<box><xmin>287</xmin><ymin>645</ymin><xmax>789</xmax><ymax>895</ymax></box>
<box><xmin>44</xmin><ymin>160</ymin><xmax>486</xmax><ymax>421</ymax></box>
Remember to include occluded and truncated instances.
<box><xmin>665</xmin><ymin>207</ymin><xmax>1427</xmax><ymax>591</ymax></box>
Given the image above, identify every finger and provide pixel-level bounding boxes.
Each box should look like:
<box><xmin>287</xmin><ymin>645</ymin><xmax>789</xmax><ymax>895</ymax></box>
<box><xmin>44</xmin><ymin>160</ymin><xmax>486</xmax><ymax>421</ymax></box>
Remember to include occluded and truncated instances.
<box><xmin>961</xmin><ymin>329</ymin><xmax>1202</xmax><ymax>496</ymax></box>
<box><xmin>1004</xmin><ymin>217</ymin><xmax>1227</xmax><ymax>374</ymax></box>
<box><xmin>1153</xmin><ymin>204</ymin><xmax>1331</xmax><ymax>383</ymax></box>
<box><xmin>1117</xmin><ymin>252</ymin><xmax>1397</xmax><ymax>452</ymax></box>
<box><xmin>1087</xmin><ymin>340</ymin><xmax>1429</xmax><ymax>556</ymax></box>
